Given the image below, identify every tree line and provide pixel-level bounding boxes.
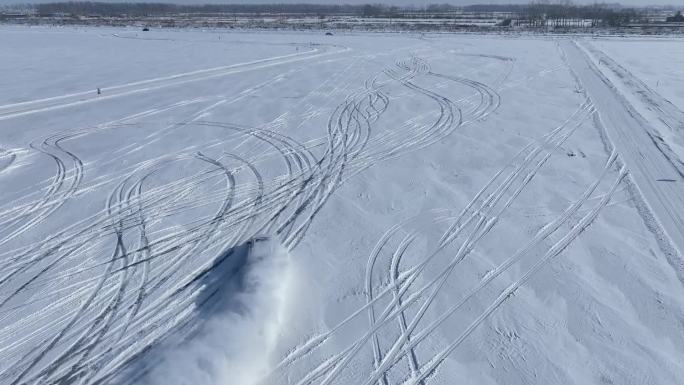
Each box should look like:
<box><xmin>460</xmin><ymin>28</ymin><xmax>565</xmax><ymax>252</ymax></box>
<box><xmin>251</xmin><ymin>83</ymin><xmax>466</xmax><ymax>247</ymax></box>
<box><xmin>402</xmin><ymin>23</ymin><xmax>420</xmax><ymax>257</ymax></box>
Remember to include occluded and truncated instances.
<box><xmin>35</xmin><ymin>2</ymin><xmax>382</xmax><ymax>17</ymax></box>
<box><xmin>30</xmin><ymin>1</ymin><xmax>655</xmax><ymax>28</ymax></box>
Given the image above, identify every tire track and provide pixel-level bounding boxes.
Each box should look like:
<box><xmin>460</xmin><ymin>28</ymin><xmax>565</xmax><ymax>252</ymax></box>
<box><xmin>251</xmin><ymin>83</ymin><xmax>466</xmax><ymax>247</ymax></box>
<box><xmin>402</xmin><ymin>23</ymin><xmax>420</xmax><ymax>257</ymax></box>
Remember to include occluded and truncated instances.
<box><xmin>1</xmin><ymin>51</ymin><xmax>509</xmax><ymax>385</ymax></box>
<box><xmin>271</xmin><ymin>99</ymin><xmax>595</xmax><ymax>385</ymax></box>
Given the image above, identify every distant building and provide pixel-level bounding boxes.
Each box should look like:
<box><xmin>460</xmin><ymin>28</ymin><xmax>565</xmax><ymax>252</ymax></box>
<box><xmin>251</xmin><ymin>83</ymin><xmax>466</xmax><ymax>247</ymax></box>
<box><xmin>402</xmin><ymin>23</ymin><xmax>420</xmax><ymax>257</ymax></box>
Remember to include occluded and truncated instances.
<box><xmin>666</xmin><ymin>11</ymin><xmax>684</xmax><ymax>22</ymax></box>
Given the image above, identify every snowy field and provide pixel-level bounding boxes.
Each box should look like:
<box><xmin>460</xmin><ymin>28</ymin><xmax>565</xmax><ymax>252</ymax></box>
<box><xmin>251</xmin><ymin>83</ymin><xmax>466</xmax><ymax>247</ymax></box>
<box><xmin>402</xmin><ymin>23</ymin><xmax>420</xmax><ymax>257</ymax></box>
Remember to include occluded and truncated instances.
<box><xmin>591</xmin><ymin>37</ymin><xmax>684</xmax><ymax>111</ymax></box>
<box><xmin>1</xmin><ymin>26</ymin><xmax>684</xmax><ymax>385</ymax></box>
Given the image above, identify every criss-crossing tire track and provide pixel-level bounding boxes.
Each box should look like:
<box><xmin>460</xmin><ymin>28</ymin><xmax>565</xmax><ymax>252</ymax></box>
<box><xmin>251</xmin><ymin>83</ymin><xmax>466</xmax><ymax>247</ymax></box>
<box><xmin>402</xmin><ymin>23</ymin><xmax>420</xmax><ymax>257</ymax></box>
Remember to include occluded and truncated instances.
<box><xmin>0</xmin><ymin>49</ymin><xmax>512</xmax><ymax>385</ymax></box>
<box><xmin>267</xmin><ymin>98</ymin><xmax>630</xmax><ymax>385</ymax></box>
<box><xmin>2</xmin><ymin>27</ymin><xmax>676</xmax><ymax>385</ymax></box>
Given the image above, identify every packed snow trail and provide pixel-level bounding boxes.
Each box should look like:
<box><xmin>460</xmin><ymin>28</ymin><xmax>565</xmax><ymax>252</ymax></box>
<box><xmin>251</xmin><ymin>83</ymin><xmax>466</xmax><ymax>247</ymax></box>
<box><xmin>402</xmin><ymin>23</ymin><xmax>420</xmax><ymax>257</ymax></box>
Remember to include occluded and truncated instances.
<box><xmin>561</xmin><ymin>40</ymin><xmax>684</xmax><ymax>277</ymax></box>
<box><xmin>0</xmin><ymin>46</ymin><xmax>341</xmax><ymax>121</ymax></box>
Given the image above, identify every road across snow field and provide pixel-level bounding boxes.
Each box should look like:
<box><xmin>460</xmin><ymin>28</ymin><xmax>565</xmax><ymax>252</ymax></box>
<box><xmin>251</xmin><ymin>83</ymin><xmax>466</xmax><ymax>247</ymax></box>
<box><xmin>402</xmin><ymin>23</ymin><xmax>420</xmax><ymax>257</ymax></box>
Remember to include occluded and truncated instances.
<box><xmin>561</xmin><ymin>40</ymin><xmax>684</xmax><ymax>277</ymax></box>
<box><xmin>1</xmin><ymin>27</ymin><xmax>684</xmax><ymax>385</ymax></box>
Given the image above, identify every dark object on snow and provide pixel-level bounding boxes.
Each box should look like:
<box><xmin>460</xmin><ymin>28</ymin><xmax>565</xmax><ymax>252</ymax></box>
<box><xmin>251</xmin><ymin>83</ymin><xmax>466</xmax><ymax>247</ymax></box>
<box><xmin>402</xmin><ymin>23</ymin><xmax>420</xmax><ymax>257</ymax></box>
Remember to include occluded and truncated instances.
<box><xmin>142</xmin><ymin>27</ymin><xmax>150</xmax><ymax>31</ymax></box>
<box><xmin>97</xmin><ymin>87</ymin><xmax>101</xmax><ymax>95</ymax></box>
<box><xmin>325</xmin><ymin>32</ymin><xmax>333</xmax><ymax>36</ymax></box>
<box><xmin>666</xmin><ymin>11</ymin><xmax>684</xmax><ymax>22</ymax></box>
<box><xmin>247</xmin><ymin>235</ymin><xmax>270</xmax><ymax>249</ymax></box>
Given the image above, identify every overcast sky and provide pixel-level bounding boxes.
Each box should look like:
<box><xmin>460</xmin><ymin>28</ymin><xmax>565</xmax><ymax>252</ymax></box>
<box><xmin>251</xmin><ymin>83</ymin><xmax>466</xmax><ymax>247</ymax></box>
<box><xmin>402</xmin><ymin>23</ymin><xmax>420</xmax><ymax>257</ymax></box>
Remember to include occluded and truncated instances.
<box><xmin>0</xmin><ymin>0</ymin><xmax>678</xmax><ymax>7</ymax></box>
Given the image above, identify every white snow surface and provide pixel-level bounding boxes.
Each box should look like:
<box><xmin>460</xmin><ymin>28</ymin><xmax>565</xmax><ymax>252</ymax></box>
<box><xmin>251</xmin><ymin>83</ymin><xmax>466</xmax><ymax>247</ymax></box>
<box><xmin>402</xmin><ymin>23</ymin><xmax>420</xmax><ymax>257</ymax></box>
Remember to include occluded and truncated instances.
<box><xmin>1</xmin><ymin>26</ymin><xmax>684</xmax><ymax>385</ymax></box>
<box><xmin>590</xmin><ymin>37</ymin><xmax>684</xmax><ymax>112</ymax></box>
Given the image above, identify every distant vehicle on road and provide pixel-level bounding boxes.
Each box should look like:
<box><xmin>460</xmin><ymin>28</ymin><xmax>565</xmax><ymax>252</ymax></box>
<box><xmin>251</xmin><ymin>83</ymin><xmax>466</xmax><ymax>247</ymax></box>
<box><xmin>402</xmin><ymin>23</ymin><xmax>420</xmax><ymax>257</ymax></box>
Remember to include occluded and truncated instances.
<box><xmin>142</xmin><ymin>27</ymin><xmax>150</xmax><ymax>31</ymax></box>
<box><xmin>325</xmin><ymin>32</ymin><xmax>333</xmax><ymax>36</ymax></box>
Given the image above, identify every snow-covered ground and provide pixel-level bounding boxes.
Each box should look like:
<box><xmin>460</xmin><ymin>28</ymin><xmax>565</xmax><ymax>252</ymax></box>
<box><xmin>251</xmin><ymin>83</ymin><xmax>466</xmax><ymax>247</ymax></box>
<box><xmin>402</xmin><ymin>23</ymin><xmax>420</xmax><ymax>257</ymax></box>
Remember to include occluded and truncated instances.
<box><xmin>590</xmin><ymin>37</ymin><xmax>684</xmax><ymax>111</ymax></box>
<box><xmin>1</xmin><ymin>26</ymin><xmax>684</xmax><ymax>385</ymax></box>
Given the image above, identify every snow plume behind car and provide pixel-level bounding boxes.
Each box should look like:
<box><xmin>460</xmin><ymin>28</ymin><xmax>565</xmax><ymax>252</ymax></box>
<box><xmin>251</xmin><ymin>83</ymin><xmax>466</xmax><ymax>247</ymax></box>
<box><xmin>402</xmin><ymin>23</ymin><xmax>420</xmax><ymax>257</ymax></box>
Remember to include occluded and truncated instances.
<box><xmin>143</xmin><ymin>236</ymin><xmax>292</xmax><ymax>385</ymax></box>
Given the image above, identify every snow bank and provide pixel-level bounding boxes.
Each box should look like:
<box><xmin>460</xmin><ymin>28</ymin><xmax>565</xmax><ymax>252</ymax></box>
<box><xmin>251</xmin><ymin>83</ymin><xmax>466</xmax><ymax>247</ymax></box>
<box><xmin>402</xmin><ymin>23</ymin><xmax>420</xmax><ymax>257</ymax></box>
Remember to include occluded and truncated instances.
<box><xmin>144</xmin><ymin>237</ymin><xmax>291</xmax><ymax>385</ymax></box>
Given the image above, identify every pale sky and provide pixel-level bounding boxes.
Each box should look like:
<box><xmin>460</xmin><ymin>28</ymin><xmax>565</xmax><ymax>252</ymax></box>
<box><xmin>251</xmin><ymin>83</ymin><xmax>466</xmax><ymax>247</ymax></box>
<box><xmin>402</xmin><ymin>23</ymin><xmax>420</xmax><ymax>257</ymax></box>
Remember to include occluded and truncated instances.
<box><xmin>0</xmin><ymin>0</ymin><xmax>679</xmax><ymax>7</ymax></box>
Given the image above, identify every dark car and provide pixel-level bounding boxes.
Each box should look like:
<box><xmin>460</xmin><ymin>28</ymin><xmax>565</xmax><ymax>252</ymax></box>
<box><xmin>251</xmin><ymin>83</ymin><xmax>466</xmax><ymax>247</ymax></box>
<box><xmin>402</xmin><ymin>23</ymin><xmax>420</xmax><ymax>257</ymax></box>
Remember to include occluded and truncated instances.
<box><xmin>142</xmin><ymin>27</ymin><xmax>150</xmax><ymax>31</ymax></box>
<box><xmin>325</xmin><ymin>32</ymin><xmax>333</xmax><ymax>36</ymax></box>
